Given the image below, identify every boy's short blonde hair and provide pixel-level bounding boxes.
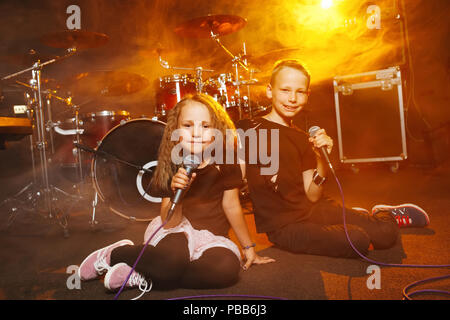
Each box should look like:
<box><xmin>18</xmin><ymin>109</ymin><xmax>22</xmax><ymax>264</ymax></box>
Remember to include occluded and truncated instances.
<box><xmin>270</xmin><ymin>59</ymin><xmax>311</xmax><ymax>87</ymax></box>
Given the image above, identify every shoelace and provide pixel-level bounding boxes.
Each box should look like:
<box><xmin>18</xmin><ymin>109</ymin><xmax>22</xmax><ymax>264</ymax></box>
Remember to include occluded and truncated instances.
<box><xmin>94</xmin><ymin>256</ymin><xmax>110</xmax><ymax>274</ymax></box>
<box><xmin>392</xmin><ymin>209</ymin><xmax>413</xmax><ymax>227</ymax></box>
<box><xmin>394</xmin><ymin>215</ymin><xmax>411</xmax><ymax>227</ymax></box>
<box><xmin>128</xmin><ymin>273</ymin><xmax>153</xmax><ymax>300</ymax></box>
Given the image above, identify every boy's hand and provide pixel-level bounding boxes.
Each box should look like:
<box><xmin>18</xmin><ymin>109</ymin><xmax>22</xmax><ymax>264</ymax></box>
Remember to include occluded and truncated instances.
<box><xmin>308</xmin><ymin>128</ymin><xmax>333</xmax><ymax>155</ymax></box>
<box><xmin>171</xmin><ymin>167</ymin><xmax>196</xmax><ymax>193</ymax></box>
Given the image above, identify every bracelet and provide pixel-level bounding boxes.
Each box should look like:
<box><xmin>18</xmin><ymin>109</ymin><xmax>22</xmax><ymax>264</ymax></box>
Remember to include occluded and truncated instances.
<box><xmin>312</xmin><ymin>169</ymin><xmax>326</xmax><ymax>187</ymax></box>
<box><xmin>242</xmin><ymin>243</ymin><xmax>256</xmax><ymax>250</ymax></box>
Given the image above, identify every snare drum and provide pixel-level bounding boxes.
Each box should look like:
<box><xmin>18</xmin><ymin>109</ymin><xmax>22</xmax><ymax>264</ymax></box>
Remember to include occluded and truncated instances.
<box><xmin>80</xmin><ymin>110</ymin><xmax>131</xmax><ymax>148</ymax></box>
<box><xmin>155</xmin><ymin>74</ymin><xmax>197</xmax><ymax>118</ymax></box>
<box><xmin>92</xmin><ymin>118</ymin><xmax>165</xmax><ymax>221</ymax></box>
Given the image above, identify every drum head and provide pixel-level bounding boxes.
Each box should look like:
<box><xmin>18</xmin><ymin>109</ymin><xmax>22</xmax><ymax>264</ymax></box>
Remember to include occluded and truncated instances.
<box><xmin>92</xmin><ymin>118</ymin><xmax>165</xmax><ymax>221</ymax></box>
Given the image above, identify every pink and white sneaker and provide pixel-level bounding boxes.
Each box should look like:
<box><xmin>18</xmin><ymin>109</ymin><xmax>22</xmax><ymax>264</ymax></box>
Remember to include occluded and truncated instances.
<box><xmin>351</xmin><ymin>207</ymin><xmax>371</xmax><ymax>215</ymax></box>
<box><xmin>104</xmin><ymin>263</ymin><xmax>152</xmax><ymax>300</ymax></box>
<box><xmin>371</xmin><ymin>204</ymin><xmax>430</xmax><ymax>228</ymax></box>
<box><xmin>78</xmin><ymin>239</ymin><xmax>134</xmax><ymax>281</ymax></box>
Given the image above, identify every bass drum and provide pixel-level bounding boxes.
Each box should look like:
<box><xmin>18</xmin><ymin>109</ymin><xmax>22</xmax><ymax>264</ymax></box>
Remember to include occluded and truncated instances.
<box><xmin>92</xmin><ymin>118</ymin><xmax>166</xmax><ymax>221</ymax></box>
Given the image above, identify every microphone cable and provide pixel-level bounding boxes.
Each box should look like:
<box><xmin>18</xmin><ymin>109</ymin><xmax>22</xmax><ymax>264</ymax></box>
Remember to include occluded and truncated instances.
<box><xmin>114</xmin><ymin>155</ymin><xmax>200</xmax><ymax>300</ymax></box>
<box><xmin>331</xmin><ymin>170</ymin><xmax>450</xmax><ymax>300</ymax></box>
<box><xmin>113</xmin><ymin>215</ymin><xmax>169</xmax><ymax>300</ymax></box>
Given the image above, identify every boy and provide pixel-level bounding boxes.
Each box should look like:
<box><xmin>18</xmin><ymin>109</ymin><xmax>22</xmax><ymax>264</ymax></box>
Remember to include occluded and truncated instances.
<box><xmin>237</xmin><ymin>59</ymin><xmax>429</xmax><ymax>258</ymax></box>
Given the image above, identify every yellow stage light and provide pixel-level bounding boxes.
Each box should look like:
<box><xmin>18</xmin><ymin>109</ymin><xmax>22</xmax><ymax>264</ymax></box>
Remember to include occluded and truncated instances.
<box><xmin>321</xmin><ymin>0</ymin><xmax>333</xmax><ymax>10</ymax></box>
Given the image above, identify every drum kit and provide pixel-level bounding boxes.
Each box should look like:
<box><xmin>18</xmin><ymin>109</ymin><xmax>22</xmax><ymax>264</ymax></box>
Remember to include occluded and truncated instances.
<box><xmin>0</xmin><ymin>14</ymin><xmax>289</xmax><ymax>236</ymax></box>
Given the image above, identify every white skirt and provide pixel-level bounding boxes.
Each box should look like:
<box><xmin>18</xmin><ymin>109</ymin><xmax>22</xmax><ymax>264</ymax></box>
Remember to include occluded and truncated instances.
<box><xmin>143</xmin><ymin>216</ymin><xmax>242</xmax><ymax>262</ymax></box>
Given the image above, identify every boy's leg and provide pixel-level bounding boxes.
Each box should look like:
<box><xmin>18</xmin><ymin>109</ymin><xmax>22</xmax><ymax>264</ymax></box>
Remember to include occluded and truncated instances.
<box><xmin>267</xmin><ymin>220</ymin><xmax>371</xmax><ymax>258</ymax></box>
<box><xmin>307</xmin><ymin>198</ymin><xmax>399</xmax><ymax>250</ymax></box>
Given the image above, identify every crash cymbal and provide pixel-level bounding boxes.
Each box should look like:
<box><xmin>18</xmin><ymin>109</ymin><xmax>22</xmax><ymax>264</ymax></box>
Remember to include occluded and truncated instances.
<box><xmin>66</xmin><ymin>71</ymin><xmax>149</xmax><ymax>97</ymax></box>
<box><xmin>174</xmin><ymin>14</ymin><xmax>247</xmax><ymax>38</ymax></box>
<box><xmin>40</xmin><ymin>30</ymin><xmax>109</xmax><ymax>49</ymax></box>
<box><xmin>138</xmin><ymin>47</ymin><xmax>178</xmax><ymax>58</ymax></box>
<box><xmin>247</xmin><ymin>47</ymin><xmax>303</xmax><ymax>67</ymax></box>
<box><xmin>1</xmin><ymin>50</ymin><xmax>59</xmax><ymax>66</ymax></box>
<box><xmin>2</xmin><ymin>76</ymin><xmax>61</xmax><ymax>91</ymax></box>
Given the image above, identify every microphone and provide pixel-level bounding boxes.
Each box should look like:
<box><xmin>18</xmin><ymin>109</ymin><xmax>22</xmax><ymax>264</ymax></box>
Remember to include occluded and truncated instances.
<box><xmin>308</xmin><ymin>126</ymin><xmax>335</xmax><ymax>175</ymax></box>
<box><xmin>167</xmin><ymin>155</ymin><xmax>201</xmax><ymax>218</ymax></box>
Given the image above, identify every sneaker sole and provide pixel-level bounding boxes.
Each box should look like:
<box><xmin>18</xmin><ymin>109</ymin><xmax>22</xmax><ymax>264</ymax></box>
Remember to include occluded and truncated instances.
<box><xmin>372</xmin><ymin>203</ymin><xmax>430</xmax><ymax>225</ymax></box>
<box><xmin>351</xmin><ymin>207</ymin><xmax>371</xmax><ymax>215</ymax></box>
<box><xmin>78</xmin><ymin>240</ymin><xmax>134</xmax><ymax>281</ymax></box>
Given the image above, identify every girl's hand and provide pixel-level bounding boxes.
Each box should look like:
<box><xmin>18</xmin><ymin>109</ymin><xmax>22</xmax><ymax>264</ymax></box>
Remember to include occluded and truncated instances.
<box><xmin>308</xmin><ymin>128</ymin><xmax>333</xmax><ymax>155</ymax></box>
<box><xmin>171</xmin><ymin>167</ymin><xmax>196</xmax><ymax>193</ymax></box>
<box><xmin>242</xmin><ymin>247</ymin><xmax>276</xmax><ymax>271</ymax></box>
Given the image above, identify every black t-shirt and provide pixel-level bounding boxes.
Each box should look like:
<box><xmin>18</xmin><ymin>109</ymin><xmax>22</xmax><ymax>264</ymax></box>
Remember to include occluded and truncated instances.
<box><xmin>154</xmin><ymin>163</ymin><xmax>244</xmax><ymax>237</ymax></box>
<box><xmin>237</xmin><ymin>117</ymin><xmax>317</xmax><ymax>233</ymax></box>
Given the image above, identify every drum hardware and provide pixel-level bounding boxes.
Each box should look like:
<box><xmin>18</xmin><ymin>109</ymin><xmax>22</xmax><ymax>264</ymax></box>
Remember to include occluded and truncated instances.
<box><xmin>173</xmin><ymin>14</ymin><xmax>262</xmax><ymax>121</ymax></box>
<box><xmin>156</xmin><ymin>56</ymin><xmax>215</xmax><ymax>119</ymax></box>
<box><xmin>74</xmin><ymin>142</ymin><xmax>154</xmax><ymax>174</ymax></box>
<box><xmin>0</xmin><ymin>31</ymin><xmax>108</xmax><ymax>235</ymax></box>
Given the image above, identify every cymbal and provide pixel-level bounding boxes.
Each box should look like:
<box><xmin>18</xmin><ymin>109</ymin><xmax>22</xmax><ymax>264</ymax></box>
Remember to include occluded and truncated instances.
<box><xmin>66</xmin><ymin>71</ymin><xmax>149</xmax><ymax>97</ymax></box>
<box><xmin>138</xmin><ymin>47</ymin><xmax>178</xmax><ymax>58</ymax></box>
<box><xmin>1</xmin><ymin>50</ymin><xmax>59</xmax><ymax>66</ymax></box>
<box><xmin>246</xmin><ymin>47</ymin><xmax>303</xmax><ymax>67</ymax></box>
<box><xmin>2</xmin><ymin>76</ymin><xmax>61</xmax><ymax>91</ymax></box>
<box><xmin>174</xmin><ymin>14</ymin><xmax>247</xmax><ymax>38</ymax></box>
<box><xmin>40</xmin><ymin>30</ymin><xmax>109</xmax><ymax>49</ymax></box>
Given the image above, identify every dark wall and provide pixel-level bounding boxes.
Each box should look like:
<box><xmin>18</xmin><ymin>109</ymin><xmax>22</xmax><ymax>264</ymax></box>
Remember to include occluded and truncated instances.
<box><xmin>0</xmin><ymin>0</ymin><xmax>449</xmax><ymax>200</ymax></box>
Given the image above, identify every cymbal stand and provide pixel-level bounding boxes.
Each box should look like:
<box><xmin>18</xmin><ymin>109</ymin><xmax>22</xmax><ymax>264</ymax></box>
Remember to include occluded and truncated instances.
<box><xmin>1</xmin><ymin>50</ymin><xmax>79</xmax><ymax>235</ymax></box>
<box><xmin>210</xmin><ymin>31</ymin><xmax>254</xmax><ymax>120</ymax></box>
<box><xmin>73</xmin><ymin>104</ymin><xmax>84</xmax><ymax>184</ymax></box>
<box><xmin>30</xmin><ymin>62</ymin><xmax>53</xmax><ymax>218</ymax></box>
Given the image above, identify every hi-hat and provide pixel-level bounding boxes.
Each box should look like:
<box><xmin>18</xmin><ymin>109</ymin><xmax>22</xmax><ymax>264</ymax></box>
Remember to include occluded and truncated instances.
<box><xmin>174</xmin><ymin>14</ymin><xmax>247</xmax><ymax>38</ymax></box>
<box><xmin>65</xmin><ymin>71</ymin><xmax>149</xmax><ymax>97</ymax></box>
<box><xmin>40</xmin><ymin>30</ymin><xmax>109</xmax><ymax>49</ymax></box>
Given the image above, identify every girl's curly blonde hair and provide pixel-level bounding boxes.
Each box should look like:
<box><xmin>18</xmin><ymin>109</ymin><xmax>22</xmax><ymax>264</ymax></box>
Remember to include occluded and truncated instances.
<box><xmin>151</xmin><ymin>93</ymin><xmax>236</xmax><ymax>193</ymax></box>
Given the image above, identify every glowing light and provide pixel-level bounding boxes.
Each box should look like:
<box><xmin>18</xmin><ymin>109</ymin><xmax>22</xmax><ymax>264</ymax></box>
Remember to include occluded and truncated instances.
<box><xmin>321</xmin><ymin>0</ymin><xmax>333</xmax><ymax>9</ymax></box>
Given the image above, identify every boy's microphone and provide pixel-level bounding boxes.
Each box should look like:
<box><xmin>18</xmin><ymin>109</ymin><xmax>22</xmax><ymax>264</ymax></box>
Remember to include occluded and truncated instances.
<box><xmin>167</xmin><ymin>155</ymin><xmax>201</xmax><ymax>218</ymax></box>
<box><xmin>308</xmin><ymin>126</ymin><xmax>335</xmax><ymax>176</ymax></box>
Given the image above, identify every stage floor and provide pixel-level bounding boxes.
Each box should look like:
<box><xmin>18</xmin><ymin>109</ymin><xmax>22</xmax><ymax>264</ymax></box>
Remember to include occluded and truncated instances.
<box><xmin>0</xmin><ymin>162</ymin><xmax>449</xmax><ymax>300</ymax></box>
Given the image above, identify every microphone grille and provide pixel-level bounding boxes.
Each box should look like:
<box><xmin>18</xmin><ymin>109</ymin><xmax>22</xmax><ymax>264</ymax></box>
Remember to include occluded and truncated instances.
<box><xmin>308</xmin><ymin>126</ymin><xmax>321</xmax><ymax>137</ymax></box>
<box><xmin>182</xmin><ymin>154</ymin><xmax>201</xmax><ymax>170</ymax></box>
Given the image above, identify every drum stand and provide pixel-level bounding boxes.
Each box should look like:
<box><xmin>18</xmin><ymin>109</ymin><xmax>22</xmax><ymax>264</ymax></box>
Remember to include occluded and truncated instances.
<box><xmin>159</xmin><ymin>55</ymin><xmax>214</xmax><ymax>94</ymax></box>
<box><xmin>209</xmin><ymin>31</ymin><xmax>256</xmax><ymax>119</ymax></box>
<box><xmin>0</xmin><ymin>51</ymin><xmax>80</xmax><ymax>237</ymax></box>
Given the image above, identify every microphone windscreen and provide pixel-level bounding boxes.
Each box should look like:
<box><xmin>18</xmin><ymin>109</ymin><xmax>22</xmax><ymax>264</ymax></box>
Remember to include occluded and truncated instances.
<box><xmin>308</xmin><ymin>126</ymin><xmax>321</xmax><ymax>137</ymax></box>
<box><xmin>182</xmin><ymin>154</ymin><xmax>201</xmax><ymax>171</ymax></box>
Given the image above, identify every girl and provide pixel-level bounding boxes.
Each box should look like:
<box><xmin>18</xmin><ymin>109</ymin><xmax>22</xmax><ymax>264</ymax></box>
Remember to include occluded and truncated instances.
<box><xmin>78</xmin><ymin>93</ymin><xmax>274</xmax><ymax>297</ymax></box>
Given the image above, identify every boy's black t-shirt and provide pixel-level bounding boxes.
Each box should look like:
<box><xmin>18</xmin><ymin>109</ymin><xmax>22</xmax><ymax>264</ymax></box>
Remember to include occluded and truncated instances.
<box><xmin>236</xmin><ymin>117</ymin><xmax>317</xmax><ymax>233</ymax></box>
<box><xmin>153</xmin><ymin>163</ymin><xmax>244</xmax><ymax>237</ymax></box>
